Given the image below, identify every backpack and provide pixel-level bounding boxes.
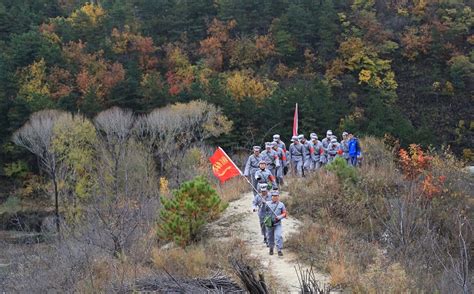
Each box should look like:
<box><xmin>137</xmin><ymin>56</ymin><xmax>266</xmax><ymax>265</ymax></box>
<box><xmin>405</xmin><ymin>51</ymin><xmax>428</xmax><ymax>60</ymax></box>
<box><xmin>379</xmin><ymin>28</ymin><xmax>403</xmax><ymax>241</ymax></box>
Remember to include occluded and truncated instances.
<box><xmin>264</xmin><ymin>203</ymin><xmax>279</xmax><ymax>228</ymax></box>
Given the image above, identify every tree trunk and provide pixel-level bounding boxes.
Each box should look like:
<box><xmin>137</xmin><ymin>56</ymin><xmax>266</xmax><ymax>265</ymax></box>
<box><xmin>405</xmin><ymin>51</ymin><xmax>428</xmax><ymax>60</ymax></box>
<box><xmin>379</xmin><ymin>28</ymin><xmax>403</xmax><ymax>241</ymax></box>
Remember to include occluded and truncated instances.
<box><xmin>52</xmin><ymin>173</ymin><xmax>60</xmax><ymax>236</ymax></box>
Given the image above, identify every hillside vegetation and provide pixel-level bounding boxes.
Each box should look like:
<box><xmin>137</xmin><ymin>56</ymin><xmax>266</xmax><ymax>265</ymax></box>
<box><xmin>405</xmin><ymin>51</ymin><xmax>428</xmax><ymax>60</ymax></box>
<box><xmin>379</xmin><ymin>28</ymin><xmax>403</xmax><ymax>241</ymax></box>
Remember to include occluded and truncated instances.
<box><xmin>0</xmin><ymin>0</ymin><xmax>473</xmax><ymax>181</ymax></box>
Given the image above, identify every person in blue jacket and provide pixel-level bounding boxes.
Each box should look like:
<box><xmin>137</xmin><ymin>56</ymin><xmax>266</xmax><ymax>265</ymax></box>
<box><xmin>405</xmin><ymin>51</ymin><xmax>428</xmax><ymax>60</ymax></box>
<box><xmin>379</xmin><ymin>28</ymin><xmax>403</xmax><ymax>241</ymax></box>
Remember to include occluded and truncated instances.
<box><xmin>348</xmin><ymin>133</ymin><xmax>361</xmax><ymax>166</ymax></box>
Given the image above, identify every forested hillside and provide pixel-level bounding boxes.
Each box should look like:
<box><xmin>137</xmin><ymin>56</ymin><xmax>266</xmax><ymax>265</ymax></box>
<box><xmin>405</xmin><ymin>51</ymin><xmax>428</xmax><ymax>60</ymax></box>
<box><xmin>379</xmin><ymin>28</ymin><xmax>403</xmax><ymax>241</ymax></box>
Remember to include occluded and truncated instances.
<box><xmin>0</xmin><ymin>0</ymin><xmax>473</xmax><ymax>176</ymax></box>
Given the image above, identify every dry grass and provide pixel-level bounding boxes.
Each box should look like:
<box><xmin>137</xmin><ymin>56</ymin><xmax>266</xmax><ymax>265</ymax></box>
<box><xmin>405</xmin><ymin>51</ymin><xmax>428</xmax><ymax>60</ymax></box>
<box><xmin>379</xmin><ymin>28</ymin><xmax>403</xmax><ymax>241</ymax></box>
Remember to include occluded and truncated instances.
<box><xmin>288</xmin><ymin>221</ymin><xmax>412</xmax><ymax>291</ymax></box>
<box><xmin>214</xmin><ymin>177</ymin><xmax>250</xmax><ymax>204</ymax></box>
<box><xmin>151</xmin><ymin>238</ymin><xmax>279</xmax><ymax>292</ymax></box>
<box><xmin>152</xmin><ymin>245</ymin><xmax>209</xmax><ymax>278</ymax></box>
<box><xmin>286</xmin><ymin>171</ymin><xmax>341</xmax><ymax>219</ymax></box>
<box><xmin>287</xmin><ymin>137</ymin><xmax>472</xmax><ymax>292</ymax></box>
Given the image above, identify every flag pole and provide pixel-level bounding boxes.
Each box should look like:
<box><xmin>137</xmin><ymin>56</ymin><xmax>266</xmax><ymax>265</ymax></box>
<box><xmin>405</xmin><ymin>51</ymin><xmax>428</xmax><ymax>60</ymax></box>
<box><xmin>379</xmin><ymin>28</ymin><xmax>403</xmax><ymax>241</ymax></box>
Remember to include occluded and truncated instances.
<box><xmin>218</xmin><ymin>147</ymin><xmax>260</xmax><ymax>195</ymax></box>
<box><xmin>218</xmin><ymin>147</ymin><xmax>279</xmax><ymax>217</ymax></box>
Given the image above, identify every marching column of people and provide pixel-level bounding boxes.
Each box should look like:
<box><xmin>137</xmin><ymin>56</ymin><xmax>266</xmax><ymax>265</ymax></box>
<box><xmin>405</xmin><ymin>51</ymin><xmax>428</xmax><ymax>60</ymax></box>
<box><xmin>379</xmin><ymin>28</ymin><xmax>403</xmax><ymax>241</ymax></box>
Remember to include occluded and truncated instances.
<box><xmin>246</xmin><ymin>130</ymin><xmax>361</xmax><ymax>257</ymax></box>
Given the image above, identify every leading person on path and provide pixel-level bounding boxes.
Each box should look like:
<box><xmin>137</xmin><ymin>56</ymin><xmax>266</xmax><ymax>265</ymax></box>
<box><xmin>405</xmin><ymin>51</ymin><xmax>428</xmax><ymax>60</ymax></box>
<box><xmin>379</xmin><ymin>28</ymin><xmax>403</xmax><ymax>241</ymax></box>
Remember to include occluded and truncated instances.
<box><xmin>265</xmin><ymin>190</ymin><xmax>287</xmax><ymax>256</ymax></box>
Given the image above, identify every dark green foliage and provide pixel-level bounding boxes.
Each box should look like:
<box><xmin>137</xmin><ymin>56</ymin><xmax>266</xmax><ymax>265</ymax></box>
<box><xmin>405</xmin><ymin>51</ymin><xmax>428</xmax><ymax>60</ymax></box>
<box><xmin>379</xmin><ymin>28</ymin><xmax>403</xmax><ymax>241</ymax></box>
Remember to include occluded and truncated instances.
<box><xmin>0</xmin><ymin>0</ymin><xmax>473</xmax><ymax>194</ymax></box>
<box><xmin>325</xmin><ymin>157</ymin><xmax>358</xmax><ymax>183</ymax></box>
<box><xmin>157</xmin><ymin>176</ymin><xmax>227</xmax><ymax>247</ymax></box>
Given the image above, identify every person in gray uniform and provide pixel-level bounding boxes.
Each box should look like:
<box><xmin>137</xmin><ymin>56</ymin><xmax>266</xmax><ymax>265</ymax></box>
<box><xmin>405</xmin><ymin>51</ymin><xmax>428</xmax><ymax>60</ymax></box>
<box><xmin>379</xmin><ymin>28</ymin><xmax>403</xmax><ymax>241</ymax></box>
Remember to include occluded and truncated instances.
<box><xmin>265</xmin><ymin>190</ymin><xmax>287</xmax><ymax>256</ymax></box>
<box><xmin>299</xmin><ymin>134</ymin><xmax>313</xmax><ymax>173</ymax></box>
<box><xmin>288</xmin><ymin>136</ymin><xmax>304</xmax><ymax>177</ymax></box>
<box><xmin>261</xmin><ymin>142</ymin><xmax>279</xmax><ymax>177</ymax></box>
<box><xmin>309</xmin><ymin>133</ymin><xmax>323</xmax><ymax>170</ymax></box>
<box><xmin>271</xmin><ymin>141</ymin><xmax>286</xmax><ymax>186</ymax></box>
<box><xmin>252</xmin><ymin>183</ymin><xmax>272</xmax><ymax>245</ymax></box>
<box><xmin>254</xmin><ymin>160</ymin><xmax>278</xmax><ymax>190</ymax></box>
<box><xmin>273</xmin><ymin>134</ymin><xmax>288</xmax><ymax>175</ymax></box>
<box><xmin>340</xmin><ymin>131</ymin><xmax>350</xmax><ymax>164</ymax></box>
<box><xmin>320</xmin><ymin>130</ymin><xmax>333</xmax><ymax>166</ymax></box>
<box><xmin>327</xmin><ymin>137</ymin><xmax>341</xmax><ymax>163</ymax></box>
<box><xmin>273</xmin><ymin>134</ymin><xmax>287</xmax><ymax>154</ymax></box>
<box><xmin>244</xmin><ymin>146</ymin><xmax>263</xmax><ymax>196</ymax></box>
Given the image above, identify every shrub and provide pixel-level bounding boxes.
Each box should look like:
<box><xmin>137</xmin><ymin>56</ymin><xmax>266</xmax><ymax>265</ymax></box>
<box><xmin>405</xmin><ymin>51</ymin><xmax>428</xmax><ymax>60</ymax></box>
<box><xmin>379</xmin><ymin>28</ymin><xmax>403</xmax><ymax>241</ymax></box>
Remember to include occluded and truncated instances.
<box><xmin>361</xmin><ymin>136</ymin><xmax>395</xmax><ymax>167</ymax></box>
<box><xmin>157</xmin><ymin>176</ymin><xmax>227</xmax><ymax>247</ymax></box>
<box><xmin>325</xmin><ymin>157</ymin><xmax>357</xmax><ymax>183</ymax></box>
<box><xmin>286</xmin><ymin>172</ymin><xmax>340</xmax><ymax>219</ymax></box>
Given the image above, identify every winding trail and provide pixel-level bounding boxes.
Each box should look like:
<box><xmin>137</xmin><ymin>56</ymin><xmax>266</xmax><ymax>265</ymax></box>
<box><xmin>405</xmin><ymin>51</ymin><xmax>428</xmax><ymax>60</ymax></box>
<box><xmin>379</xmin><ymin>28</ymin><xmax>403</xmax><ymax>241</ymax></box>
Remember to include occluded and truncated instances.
<box><xmin>210</xmin><ymin>191</ymin><xmax>328</xmax><ymax>293</ymax></box>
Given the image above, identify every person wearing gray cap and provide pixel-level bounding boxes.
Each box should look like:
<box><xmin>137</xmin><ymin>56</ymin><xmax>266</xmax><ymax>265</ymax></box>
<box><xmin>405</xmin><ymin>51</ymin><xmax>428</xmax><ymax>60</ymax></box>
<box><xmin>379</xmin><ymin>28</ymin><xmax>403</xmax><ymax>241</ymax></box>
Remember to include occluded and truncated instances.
<box><xmin>273</xmin><ymin>134</ymin><xmax>288</xmax><ymax>174</ymax></box>
<box><xmin>273</xmin><ymin>134</ymin><xmax>287</xmax><ymax>154</ymax></box>
<box><xmin>254</xmin><ymin>160</ymin><xmax>278</xmax><ymax>190</ymax></box>
<box><xmin>309</xmin><ymin>133</ymin><xmax>323</xmax><ymax>170</ymax></box>
<box><xmin>340</xmin><ymin>132</ymin><xmax>350</xmax><ymax>164</ymax></box>
<box><xmin>320</xmin><ymin>130</ymin><xmax>333</xmax><ymax>166</ymax></box>
<box><xmin>299</xmin><ymin>134</ymin><xmax>312</xmax><ymax>174</ymax></box>
<box><xmin>261</xmin><ymin>142</ymin><xmax>279</xmax><ymax>178</ymax></box>
<box><xmin>244</xmin><ymin>146</ymin><xmax>263</xmax><ymax>196</ymax></box>
<box><xmin>271</xmin><ymin>141</ymin><xmax>286</xmax><ymax>186</ymax></box>
<box><xmin>264</xmin><ymin>189</ymin><xmax>287</xmax><ymax>256</ymax></box>
<box><xmin>327</xmin><ymin>137</ymin><xmax>341</xmax><ymax>163</ymax></box>
<box><xmin>289</xmin><ymin>135</ymin><xmax>304</xmax><ymax>176</ymax></box>
<box><xmin>252</xmin><ymin>183</ymin><xmax>272</xmax><ymax>245</ymax></box>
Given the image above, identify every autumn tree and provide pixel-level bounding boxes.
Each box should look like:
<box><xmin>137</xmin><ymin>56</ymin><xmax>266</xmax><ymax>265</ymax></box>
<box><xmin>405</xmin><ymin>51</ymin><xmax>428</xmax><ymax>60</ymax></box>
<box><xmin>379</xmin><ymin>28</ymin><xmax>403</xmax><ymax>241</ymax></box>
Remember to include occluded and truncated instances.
<box><xmin>12</xmin><ymin>110</ymin><xmax>66</xmax><ymax>234</ymax></box>
<box><xmin>51</xmin><ymin>113</ymin><xmax>97</xmax><ymax>224</ymax></box>
<box><xmin>62</xmin><ymin>41</ymin><xmax>125</xmax><ymax>107</ymax></box>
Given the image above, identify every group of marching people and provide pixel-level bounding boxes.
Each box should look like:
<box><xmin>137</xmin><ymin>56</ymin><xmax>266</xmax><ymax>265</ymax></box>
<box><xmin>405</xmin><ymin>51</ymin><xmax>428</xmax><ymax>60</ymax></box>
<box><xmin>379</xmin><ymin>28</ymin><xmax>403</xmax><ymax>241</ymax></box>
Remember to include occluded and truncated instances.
<box><xmin>243</xmin><ymin>130</ymin><xmax>361</xmax><ymax>256</ymax></box>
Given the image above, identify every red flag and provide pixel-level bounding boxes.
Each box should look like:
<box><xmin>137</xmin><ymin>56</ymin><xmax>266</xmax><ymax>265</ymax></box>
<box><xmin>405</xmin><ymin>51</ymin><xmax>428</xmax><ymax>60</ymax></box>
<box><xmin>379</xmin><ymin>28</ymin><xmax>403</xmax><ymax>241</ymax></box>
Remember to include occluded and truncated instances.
<box><xmin>209</xmin><ymin>147</ymin><xmax>242</xmax><ymax>183</ymax></box>
<box><xmin>293</xmin><ymin>103</ymin><xmax>298</xmax><ymax>136</ymax></box>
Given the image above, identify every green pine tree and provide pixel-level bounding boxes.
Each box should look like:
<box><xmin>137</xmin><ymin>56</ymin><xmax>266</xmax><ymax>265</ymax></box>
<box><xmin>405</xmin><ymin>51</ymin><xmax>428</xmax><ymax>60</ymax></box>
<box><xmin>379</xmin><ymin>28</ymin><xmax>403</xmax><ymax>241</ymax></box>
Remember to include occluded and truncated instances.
<box><xmin>157</xmin><ymin>176</ymin><xmax>227</xmax><ymax>247</ymax></box>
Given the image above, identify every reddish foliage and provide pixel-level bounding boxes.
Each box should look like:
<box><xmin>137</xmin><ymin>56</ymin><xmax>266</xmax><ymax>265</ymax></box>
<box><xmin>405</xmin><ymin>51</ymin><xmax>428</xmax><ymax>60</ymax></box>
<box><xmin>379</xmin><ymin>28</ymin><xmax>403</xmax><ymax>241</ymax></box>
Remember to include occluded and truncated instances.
<box><xmin>421</xmin><ymin>174</ymin><xmax>446</xmax><ymax>199</ymax></box>
<box><xmin>399</xmin><ymin>144</ymin><xmax>446</xmax><ymax>200</ymax></box>
<box><xmin>398</xmin><ymin>144</ymin><xmax>432</xmax><ymax>180</ymax></box>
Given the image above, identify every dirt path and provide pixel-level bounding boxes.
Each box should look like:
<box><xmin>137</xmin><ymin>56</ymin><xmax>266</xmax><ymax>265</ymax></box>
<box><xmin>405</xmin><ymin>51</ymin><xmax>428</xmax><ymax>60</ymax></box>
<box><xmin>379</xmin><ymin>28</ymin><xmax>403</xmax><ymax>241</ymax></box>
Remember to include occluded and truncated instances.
<box><xmin>210</xmin><ymin>191</ymin><xmax>328</xmax><ymax>293</ymax></box>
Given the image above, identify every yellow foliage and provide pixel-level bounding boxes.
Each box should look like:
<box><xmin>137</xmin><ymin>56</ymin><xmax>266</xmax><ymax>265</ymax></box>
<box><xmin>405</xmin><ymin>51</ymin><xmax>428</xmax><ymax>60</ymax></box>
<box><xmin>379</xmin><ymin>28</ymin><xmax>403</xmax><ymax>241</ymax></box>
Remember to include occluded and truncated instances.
<box><xmin>338</xmin><ymin>38</ymin><xmax>397</xmax><ymax>91</ymax></box>
<box><xmin>226</xmin><ymin>71</ymin><xmax>277</xmax><ymax>102</ymax></box>
<box><xmin>462</xmin><ymin>149</ymin><xmax>474</xmax><ymax>161</ymax></box>
<box><xmin>159</xmin><ymin>177</ymin><xmax>169</xmax><ymax>196</ymax></box>
<box><xmin>18</xmin><ymin>58</ymin><xmax>50</xmax><ymax>101</ymax></box>
<box><xmin>70</xmin><ymin>3</ymin><xmax>106</xmax><ymax>26</ymax></box>
<box><xmin>358</xmin><ymin>69</ymin><xmax>372</xmax><ymax>83</ymax></box>
<box><xmin>444</xmin><ymin>81</ymin><xmax>454</xmax><ymax>94</ymax></box>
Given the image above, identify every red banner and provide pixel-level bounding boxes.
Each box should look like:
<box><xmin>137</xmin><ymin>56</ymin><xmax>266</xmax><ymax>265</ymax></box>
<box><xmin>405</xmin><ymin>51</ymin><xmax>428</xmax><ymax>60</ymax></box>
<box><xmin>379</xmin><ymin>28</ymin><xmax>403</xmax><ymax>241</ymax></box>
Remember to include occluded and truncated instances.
<box><xmin>293</xmin><ymin>103</ymin><xmax>298</xmax><ymax>136</ymax></box>
<box><xmin>209</xmin><ymin>147</ymin><xmax>241</xmax><ymax>183</ymax></box>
